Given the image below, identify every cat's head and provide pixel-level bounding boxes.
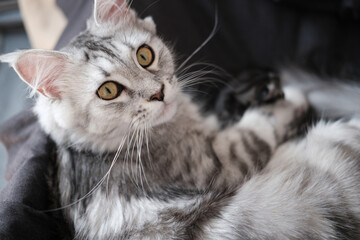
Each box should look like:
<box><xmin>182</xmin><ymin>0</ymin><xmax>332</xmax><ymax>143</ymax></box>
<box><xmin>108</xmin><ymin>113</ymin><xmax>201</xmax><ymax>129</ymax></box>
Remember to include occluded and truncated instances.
<box><xmin>0</xmin><ymin>0</ymin><xmax>180</xmax><ymax>152</ymax></box>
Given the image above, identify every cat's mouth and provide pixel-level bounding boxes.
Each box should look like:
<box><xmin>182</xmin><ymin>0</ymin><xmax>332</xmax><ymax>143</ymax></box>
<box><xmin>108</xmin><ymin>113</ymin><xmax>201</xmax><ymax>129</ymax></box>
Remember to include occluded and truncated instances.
<box><xmin>161</xmin><ymin>101</ymin><xmax>175</xmax><ymax>116</ymax></box>
<box><xmin>151</xmin><ymin>98</ymin><xmax>178</xmax><ymax>126</ymax></box>
<box><xmin>162</xmin><ymin>100</ymin><xmax>177</xmax><ymax>120</ymax></box>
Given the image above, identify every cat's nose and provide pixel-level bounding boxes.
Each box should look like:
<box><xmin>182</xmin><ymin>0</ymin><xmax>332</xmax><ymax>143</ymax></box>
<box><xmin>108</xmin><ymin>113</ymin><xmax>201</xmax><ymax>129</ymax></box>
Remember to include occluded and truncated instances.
<box><xmin>149</xmin><ymin>84</ymin><xmax>165</xmax><ymax>101</ymax></box>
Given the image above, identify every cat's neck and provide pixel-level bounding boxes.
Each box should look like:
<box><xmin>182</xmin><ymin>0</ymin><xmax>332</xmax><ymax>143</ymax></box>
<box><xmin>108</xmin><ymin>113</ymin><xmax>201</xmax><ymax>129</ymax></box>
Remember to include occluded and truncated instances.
<box><xmin>34</xmin><ymin>92</ymin><xmax>210</xmax><ymax>154</ymax></box>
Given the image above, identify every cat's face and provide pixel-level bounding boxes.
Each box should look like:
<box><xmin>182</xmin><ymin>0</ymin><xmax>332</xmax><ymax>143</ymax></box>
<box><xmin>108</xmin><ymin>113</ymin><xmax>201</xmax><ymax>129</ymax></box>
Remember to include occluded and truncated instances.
<box><xmin>1</xmin><ymin>0</ymin><xmax>180</xmax><ymax>151</ymax></box>
<box><xmin>61</xmin><ymin>1</ymin><xmax>178</xmax><ymax>133</ymax></box>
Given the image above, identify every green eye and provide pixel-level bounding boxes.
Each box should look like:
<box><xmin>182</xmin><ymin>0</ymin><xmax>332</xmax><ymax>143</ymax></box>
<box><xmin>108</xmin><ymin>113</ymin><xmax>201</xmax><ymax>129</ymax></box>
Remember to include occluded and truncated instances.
<box><xmin>97</xmin><ymin>81</ymin><xmax>123</xmax><ymax>100</ymax></box>
<box><xmin>136</xmin><ymin>44</ymin><xmax>154</xmax><ymax>68</ymax></box>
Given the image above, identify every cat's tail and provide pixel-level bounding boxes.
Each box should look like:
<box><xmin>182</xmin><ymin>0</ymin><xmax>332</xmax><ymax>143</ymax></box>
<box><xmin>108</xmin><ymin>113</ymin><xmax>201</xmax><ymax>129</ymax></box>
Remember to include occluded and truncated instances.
<box><xmin>281</xmin><ymin>68</ymin><xmax>360</xmax><ymax>119</ymax></box>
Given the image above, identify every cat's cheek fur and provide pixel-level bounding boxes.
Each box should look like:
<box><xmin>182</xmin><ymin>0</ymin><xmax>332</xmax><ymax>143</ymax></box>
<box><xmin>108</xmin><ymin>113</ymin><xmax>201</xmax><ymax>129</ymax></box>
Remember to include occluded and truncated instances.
<box><xmin>34</xmin><ymin>97</ymin><xmax>75</xmax><ymax>144</ymax></box>
<box><xmin>52</xmin><ymin>100</ymin><xmax>77</xmax><ymax>130</ymax></box>
<box><xmin>87</xmin><ymin>110</ymin><xmax>131</xmax><ymax>139</ymax></box>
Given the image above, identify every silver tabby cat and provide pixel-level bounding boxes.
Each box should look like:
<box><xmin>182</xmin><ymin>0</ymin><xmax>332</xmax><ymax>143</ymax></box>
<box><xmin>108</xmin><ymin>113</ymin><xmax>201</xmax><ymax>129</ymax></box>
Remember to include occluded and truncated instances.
<box><xmin>1</xmin><ymin>0</ymin><xmax>360</xmax><ymax>239</ymax></box>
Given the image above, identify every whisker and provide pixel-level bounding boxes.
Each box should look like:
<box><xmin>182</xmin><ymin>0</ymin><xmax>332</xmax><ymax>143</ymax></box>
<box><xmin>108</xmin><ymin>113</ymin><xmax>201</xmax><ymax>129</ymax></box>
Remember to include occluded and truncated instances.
<box><xmin>43</xmin><ymin>132</ymin><xmax>129</xmax><ymax>213</ymax></box>
<box><xmin>137</xmin><ymin>128</ymin><xmax>146</xmax><ymax>194</ymax></box>
<box><xmin>132</xmin><ymin>127</ymin><xmax>140</xmax><ymax>183</ymax></box>
<box><xmin>134</xmin><ymin>127</ymin><xmax>140</xmax><ymax>184</ymax></box>
<box><xmin>179</xmin><ymin>76</ymin><xmax>224</xmax><ymax>90</ymax></box>
<box><xmin>139</xmin><ymin>0</ymin><xmax>160</xmax><ymax>17</ymax></box>
<box><xmin>124</xmin><ymin>120</ymin><xmax>136</xmax><ymax>183</ymax></box>
<box><xmin>181</xmin><ymin>88</ymin><xmax>209</xmax><ymax>95</ymax></box>
<box><xmin>127</xmin><ymin>122</ymin><xmax>140</xmax><ymax>188</ymax></box>
<box><xmin>176</xmin><ymin>5</ymin><xmax>219</xmax><ymax>72</ymax></box>
<box><xmin>145</xmin><ymin>123</ymin><xmax>152</xmax><ymax>163</ymax></box>
<box><xmin>105</xmin><ymin>132</ymin><xmax>128</xmax><ymax>197</ymax></box>
<box><xmin>180</xmin><ymin>62</ymin><xmax>233</xmax><ymax>78</ymax></box>
<box><xmin>175</xmin><ymin>62</ymin><xmax>230</xmax><ymax>81</ymax></box>
<box><xmin>177</xmin><ymin>66</ymin><xmax>231</xmax><ymax>91</ymax></box>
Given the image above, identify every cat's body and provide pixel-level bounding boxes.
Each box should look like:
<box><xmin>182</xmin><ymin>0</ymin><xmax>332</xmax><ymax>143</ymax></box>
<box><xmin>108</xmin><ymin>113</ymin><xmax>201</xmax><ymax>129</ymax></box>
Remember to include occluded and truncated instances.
<box><xmin>55</xmin><ymin>90</ymin><xmax>360</xmax><ymax>240</ymax></box>
<box><xmin>56</xmin><ymin>87</ymin><xmax>314</xmax><ymax>239</ymax></box>
<box><xmin>1</xmin><ymin>0</ymin><xmax>360</xmax><ymax>239</ymax></box>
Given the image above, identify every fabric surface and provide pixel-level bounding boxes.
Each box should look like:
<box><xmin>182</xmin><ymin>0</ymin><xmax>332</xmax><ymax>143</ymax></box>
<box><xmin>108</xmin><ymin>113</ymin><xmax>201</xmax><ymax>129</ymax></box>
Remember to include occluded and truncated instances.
<box><xmin>0</xmin><ymin>110</ymin><xmax>66</xmax><ymax>240</ymax></box>
<box><xmin>1</xmin><ymin>0</ymin><xmax>360</xmax><ymax>238</ymax></box>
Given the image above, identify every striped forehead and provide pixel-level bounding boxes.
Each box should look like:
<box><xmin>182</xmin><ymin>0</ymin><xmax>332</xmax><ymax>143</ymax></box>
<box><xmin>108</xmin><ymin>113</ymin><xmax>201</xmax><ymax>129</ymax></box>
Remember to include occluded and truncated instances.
<box><xmin>72</xmin><ymin>30</ymin><xmax>151</xmax><ymax>62</ymax></box>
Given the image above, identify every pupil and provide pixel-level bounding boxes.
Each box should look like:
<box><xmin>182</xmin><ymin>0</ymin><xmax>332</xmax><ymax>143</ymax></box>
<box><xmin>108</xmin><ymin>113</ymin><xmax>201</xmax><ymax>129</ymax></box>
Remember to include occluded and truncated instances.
<box><xmin>141</xmin><ymin>54</ymin><xmax>147</xmax><ymax>61</ymax></box>
<box><xmin>105</xmin><ymin>87</ymin><xmax>112</xmax><ymax>94</ymax></box>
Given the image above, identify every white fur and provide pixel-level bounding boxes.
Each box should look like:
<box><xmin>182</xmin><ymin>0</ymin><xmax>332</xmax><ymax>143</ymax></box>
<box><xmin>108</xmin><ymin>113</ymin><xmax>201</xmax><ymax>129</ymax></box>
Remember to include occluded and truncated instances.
<box><xmin>73</xmin><ymin>190</ymin><xmax>198</xmax><ymax>239</ymax></box>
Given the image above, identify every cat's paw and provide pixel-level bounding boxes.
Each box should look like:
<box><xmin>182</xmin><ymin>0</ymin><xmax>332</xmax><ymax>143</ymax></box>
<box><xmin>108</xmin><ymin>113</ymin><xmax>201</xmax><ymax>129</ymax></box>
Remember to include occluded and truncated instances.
<box><xmin>257</xmin><ymin>87</ymin><xmax>309</xmax><ymax>141</ymax></box>
<box><xmin>283</xmin><ymin>87</ymin><xmax>308</xmax><ymax>115</ymax></box>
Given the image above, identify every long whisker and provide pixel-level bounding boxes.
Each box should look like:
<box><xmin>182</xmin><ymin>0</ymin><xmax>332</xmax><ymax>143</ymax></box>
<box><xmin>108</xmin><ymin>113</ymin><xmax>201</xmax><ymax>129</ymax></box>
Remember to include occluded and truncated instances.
<box><xmin>179</xmin><ymin>75</ymin><xmax>220</xmax><ymax>88</ymax></box>
<box><xmin>105</xmin><ymin>132</ymin><xmax>128</xmax><ymax>196</ymax></box>
<box><xmin>134</xmin><ymin>127</ymin><xmax>140</xmax><ymax>184</ymax></box>
<box><xmin>176</xmin><ymin>4</ymin><xmax>219</xmax><ymax>72</ymax></box>
<box><xmin>137</xmin><ymin>128</ymin><xmax>146</xmax><ymax>193</ymax></box>
<box><xmin>179</xmin><ymin>75</ymin><xmax>225</xmax><ymax>90</ymax></box>
<box><xmin>124</xmin><ymin>119</ymin><xmax>137</xmax><ymax>183</ymax></box>
<box><xmin>145</xmin><ymin>122</ymin><xmax>152</xmax><ymax>164</ymax></box>
<box><xmin>178</xmin><ymin>69</ymin><xmax>215</xmax><ymax>82</ymax></box>
<box><xmin>132</xmin><ymin>127</ymin><xmax>140</xmax><ymax>184</ymax></box>
<box><xmin>180</xmin><ymin>88</ymin><xmax>209</xmax><ymax>95</ymax></box>
<box><xmin>176</xmin><ymin>62</ymin><xmax>233</xmax><ymax>78</ymax></box>
<box><xmin>139</xmin><ymin>0</ymin><xmax>160</xmax><ymax>17</ymax></box>
<box><xmin>43</xmin><ymin>133</ymin><xmax>129</xmax><ymax>213</ymax></box>
<box><xmin>126</xmin><ymin>121</ymin><xmax>140</xmax><ymax>188</ymax></box>
<box><xmin>177</xmin><ymin>65</ymin><xmax>231</xmax><ymax>90</ymax></box>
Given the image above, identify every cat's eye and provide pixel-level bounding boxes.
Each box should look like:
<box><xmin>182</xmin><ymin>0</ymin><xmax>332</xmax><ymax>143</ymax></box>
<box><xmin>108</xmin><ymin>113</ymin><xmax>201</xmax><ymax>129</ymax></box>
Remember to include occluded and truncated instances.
<box><xmin>136</xmin><ymin>44</ymin><xmax>154</xmax><ymax>68</ymax></box>
<box><xmin>97</xmin><ymin>81</ymin><xmax>123</xmax><ymax>100</ymax></box>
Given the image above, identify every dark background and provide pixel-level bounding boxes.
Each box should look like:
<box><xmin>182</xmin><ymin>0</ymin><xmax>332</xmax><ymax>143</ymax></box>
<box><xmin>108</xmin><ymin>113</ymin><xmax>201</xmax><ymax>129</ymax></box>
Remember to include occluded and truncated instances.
<box><xmin>57</xmin><ymin>0</ymin><xmax>360</xmax><ymax>79</ymax></box>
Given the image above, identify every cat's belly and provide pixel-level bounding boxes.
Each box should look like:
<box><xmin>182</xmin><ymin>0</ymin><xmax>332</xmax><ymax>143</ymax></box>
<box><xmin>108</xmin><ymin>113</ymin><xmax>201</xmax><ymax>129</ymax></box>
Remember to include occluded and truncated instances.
<box><xmin>70</xmin><ymin>190</ymin><xmax>199</xmax><ymax>239</ymax></box>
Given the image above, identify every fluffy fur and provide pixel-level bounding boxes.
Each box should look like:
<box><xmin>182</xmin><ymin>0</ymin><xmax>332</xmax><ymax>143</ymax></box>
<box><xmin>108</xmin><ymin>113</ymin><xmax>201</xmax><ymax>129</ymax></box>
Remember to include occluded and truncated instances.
<box><xmin>1</xmin><ymin>0</ymin><xmax>360</xmax><ymax>239</ymax></box>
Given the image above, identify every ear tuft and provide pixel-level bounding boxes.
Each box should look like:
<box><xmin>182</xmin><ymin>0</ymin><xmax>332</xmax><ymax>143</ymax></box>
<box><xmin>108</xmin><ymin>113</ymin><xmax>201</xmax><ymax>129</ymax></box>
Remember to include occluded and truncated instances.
<box><xmin>1</xmin><ymin>50</ymin><xmax>69</xmax><ymax>98</ymax></box>
<box><xmin>94</xmin><ymin>0</ymin><xmax>134</xmax><ymax>25</ymax></box>
<box><xmin>0</xmin><ymin>51</ymin><xmax>22</xmax><ymax>64</ymax></box>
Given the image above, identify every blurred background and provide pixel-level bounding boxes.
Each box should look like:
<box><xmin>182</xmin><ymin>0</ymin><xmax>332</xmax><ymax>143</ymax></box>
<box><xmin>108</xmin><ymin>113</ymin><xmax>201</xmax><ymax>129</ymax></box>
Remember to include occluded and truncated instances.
<box><xmin>0</xmin><ymin>0</ymin><xmax>30</xmax><ymax>190</ymax></box>
<box><xmin>0</xmin><ymin>0</ymin><xmax>66</xmax><ymax>190</ymax></box>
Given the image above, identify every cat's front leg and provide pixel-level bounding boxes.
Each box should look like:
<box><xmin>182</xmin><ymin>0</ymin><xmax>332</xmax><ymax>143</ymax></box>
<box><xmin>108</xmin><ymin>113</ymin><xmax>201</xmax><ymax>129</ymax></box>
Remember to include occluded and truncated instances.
<box><xmin>212</xmin><ymin>88</ymin><xmax>309</xmax><ymax>183</ymax></box>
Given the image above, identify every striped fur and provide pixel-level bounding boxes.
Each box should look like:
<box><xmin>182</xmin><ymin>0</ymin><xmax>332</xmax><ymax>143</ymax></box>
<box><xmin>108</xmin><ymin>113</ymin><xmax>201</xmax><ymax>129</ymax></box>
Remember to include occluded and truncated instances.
<box><xmin>1</xmin><ymin>0</ymin><xmax>360</xmax><ymax>239</ymax></box>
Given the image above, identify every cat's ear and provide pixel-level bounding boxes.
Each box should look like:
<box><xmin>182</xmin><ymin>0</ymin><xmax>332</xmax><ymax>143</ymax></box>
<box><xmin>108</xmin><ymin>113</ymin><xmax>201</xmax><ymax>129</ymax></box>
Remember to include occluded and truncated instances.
<box><xmin>94</xmin><ymin>0</ymin><xmax>135</xmax><ymax>25</ymax></box>
<box><xmin>0</xmin><ymin>50</ymin><xmax>70</xmax><ymax>99</ymax></box>
<box><xmin>143</xmin><ymin>16</ymin><xmax>157</xmax><ymax>34</ymax></box>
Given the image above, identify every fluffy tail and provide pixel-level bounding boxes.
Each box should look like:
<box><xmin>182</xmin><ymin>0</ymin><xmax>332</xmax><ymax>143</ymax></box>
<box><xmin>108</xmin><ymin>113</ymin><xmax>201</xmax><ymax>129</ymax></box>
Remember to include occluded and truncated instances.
<box><xmin>281</xmin><ymin>68</ymin><xmax>360</xmax><ymax>119</ymax></box>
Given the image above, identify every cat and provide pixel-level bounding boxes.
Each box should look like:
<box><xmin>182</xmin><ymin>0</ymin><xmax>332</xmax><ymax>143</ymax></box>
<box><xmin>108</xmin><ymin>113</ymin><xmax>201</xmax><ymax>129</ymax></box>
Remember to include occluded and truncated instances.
<box><xmin>1</xmin><ymin>0</ymin><xmax>360</xmax><ymax>239</ymax></box>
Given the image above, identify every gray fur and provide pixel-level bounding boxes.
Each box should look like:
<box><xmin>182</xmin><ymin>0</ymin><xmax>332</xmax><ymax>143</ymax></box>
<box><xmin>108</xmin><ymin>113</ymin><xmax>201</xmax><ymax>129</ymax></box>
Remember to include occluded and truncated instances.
<box><xmin>1</xmin><ymin>0</ymin><xmax>360</xmax><ymax>239</ymax></box>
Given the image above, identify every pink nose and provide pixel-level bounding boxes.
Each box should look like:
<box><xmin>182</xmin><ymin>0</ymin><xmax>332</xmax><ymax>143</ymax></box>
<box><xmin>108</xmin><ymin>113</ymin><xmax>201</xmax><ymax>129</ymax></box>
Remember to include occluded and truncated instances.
<box><xmin>149</xmin><ymin>84</ymin><xmax>164</xmax><ymax>101</ymax></box>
